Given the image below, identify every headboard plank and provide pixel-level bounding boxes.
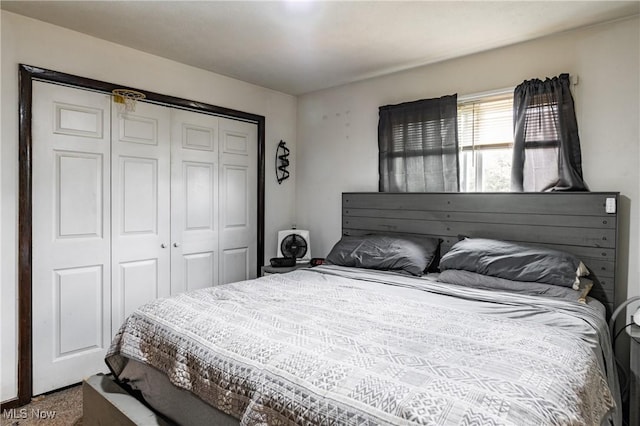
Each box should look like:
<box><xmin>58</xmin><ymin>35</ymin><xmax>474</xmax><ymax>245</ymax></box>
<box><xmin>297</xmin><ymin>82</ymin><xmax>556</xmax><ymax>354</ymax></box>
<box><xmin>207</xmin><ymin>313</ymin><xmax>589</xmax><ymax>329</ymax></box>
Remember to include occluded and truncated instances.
<box><xmin>342</xmin><ymin>192</ymin><xmax>619</xmax><ymax>314</ymax></box>
<box><xmin>344</xmin><ymin>192</ymin><xmax>614</xmax><ymax>216</ymax></box>
<box><xmin>344</xmin><ymin>209</ymin><xmax>616</xmax><ymax>230</ymax></box>
<box><xmin>343</xmin><ymin>217</ymin><xmax>615</xmax><ymax>248</ymax></box>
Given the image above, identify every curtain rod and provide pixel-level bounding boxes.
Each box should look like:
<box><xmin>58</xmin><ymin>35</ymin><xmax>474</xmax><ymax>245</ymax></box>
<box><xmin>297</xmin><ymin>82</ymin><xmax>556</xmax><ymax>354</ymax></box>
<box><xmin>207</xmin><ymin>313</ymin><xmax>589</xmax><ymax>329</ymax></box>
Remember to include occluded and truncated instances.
<box><xmin>457</xmin><ymin>87</ymin><xmax>513</xmax><ymax>103</ymax></box>
<box><xmin>458</xmin><ymin>74</ymin><xmax>579</xmax><ymax>103</ymax></box>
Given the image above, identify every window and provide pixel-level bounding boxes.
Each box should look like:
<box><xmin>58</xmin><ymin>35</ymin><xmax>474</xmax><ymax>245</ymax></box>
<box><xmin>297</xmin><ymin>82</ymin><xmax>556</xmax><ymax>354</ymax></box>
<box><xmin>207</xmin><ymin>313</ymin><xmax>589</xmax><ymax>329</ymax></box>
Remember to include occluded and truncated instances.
<box><xmin>457</xmin><ymin>93</ymin><xmax>513</xmax><ymax>192</ymax></box>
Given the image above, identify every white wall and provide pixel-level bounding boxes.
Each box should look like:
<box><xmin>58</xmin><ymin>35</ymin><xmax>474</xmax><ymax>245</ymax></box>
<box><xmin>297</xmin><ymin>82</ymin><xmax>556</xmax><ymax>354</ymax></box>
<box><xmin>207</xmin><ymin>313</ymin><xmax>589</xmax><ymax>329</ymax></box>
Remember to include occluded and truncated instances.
<box><xmin>0</xmin><ymin>11</ymin><xmax>297</xmax><ymax>402</ymax></box>
<box><xmin>297</xmin><ymin>18</ymin><xmax>639</xmax><ymax>307</ymax></box>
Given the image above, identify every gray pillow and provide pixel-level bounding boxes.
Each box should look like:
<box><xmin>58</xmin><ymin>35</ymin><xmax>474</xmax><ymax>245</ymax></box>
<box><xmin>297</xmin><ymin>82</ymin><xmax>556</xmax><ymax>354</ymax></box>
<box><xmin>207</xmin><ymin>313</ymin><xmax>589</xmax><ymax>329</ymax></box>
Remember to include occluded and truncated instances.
<box><xmin>438</xmin><ymin>238</ymin><xmax>586</xmax><ymax>288</ymax></box>
<box><xmin>326</xmin><ymin>234</ymin><xmax>440</xmax><ymax>276</ymax></box>
<box><xmin>438</xmin><ymin>269</ymin><xmax>593</xmax><ymax>303</ymax></box>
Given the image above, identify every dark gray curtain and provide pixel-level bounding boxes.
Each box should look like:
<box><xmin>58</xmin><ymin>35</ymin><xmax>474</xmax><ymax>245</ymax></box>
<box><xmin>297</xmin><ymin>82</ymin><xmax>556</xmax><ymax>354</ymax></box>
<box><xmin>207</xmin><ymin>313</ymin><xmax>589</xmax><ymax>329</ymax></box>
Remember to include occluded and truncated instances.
<box><xmin>511</xmin><ymin>74</ymin><xmax>588</xmax><ymax>192</ymax></box>
<box><xmin>378</xmin><ymin>95</ymin><xmax>459</xmax><ymax>192</ymax></box>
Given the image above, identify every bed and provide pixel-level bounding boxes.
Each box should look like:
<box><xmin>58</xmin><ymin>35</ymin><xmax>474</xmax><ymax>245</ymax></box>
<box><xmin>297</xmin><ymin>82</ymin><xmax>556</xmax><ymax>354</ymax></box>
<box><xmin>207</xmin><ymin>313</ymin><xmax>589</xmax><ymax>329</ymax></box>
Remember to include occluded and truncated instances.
<box><xmin>98</xmin><ymin>192</ymin><xmax>622</xmax><ymax>426</ymax></box>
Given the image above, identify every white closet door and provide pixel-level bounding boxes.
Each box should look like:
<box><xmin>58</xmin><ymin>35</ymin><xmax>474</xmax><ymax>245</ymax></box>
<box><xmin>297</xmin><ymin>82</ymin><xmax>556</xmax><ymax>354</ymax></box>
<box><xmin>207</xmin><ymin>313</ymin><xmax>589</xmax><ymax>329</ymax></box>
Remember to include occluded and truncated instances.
<box><xmin>32</xmin><ymin>82</ymin><xmax>112</xmax><ymax>394</ymax></box>
<box><xmin>111</xmin><ymin>102</ymin><xmax>171</xmax><ymax>335</ymax></box>
<box><xmin>170</xmin><ymin>109</ymin><xmax>219</xmax><ymax>294</ymax></box>
<box><xmin>219</xmin><ymin>117</ymin><xmax>258</xmax><ymax>284</ymax></box>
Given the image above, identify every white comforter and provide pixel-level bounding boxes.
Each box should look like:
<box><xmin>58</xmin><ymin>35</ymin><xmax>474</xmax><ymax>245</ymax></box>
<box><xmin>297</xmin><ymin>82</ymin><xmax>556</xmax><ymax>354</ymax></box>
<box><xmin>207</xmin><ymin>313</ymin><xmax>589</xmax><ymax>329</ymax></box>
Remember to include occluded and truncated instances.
<box><xmin>106</xmin><ymin>265</ymin><xmax>619</xmax><ymax>425</ymax></box>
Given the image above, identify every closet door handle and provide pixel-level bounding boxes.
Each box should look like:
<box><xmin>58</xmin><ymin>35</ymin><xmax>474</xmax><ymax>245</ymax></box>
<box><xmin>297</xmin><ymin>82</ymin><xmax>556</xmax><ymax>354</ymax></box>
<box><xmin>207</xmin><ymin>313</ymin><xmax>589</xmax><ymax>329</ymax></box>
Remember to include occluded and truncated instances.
<box><xmin>161</xmin><ymin>243</ymin><xmax>167</xmax><ymax>248</ymax></box>
<box><xmin>173</xmin><ymin>242</ymin><xmax>180</xmax><ymax>247</ymax></box>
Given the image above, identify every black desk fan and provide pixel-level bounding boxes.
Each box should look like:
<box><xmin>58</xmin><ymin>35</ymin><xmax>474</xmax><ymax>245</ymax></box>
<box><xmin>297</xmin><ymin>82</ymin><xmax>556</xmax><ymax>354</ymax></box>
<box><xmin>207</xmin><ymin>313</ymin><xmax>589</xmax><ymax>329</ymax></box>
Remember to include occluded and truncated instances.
<box><xmin>280</xmin><ymin>234</ymin><xmax>308</xmax><ymax>260</ymax></box>
<box><xmin>270</xmin><ymin>229</ymin><xmax>310</xmax><ymax>267</ymax></box>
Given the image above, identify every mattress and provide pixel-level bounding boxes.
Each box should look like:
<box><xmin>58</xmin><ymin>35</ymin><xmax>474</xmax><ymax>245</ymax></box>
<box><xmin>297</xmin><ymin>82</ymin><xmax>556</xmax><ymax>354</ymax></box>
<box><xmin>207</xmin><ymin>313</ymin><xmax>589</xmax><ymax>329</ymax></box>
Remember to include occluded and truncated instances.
<box><xmin>106</xmin><ymin>265</ymin><xmax>620</xmax><ymax>425</ymax></box>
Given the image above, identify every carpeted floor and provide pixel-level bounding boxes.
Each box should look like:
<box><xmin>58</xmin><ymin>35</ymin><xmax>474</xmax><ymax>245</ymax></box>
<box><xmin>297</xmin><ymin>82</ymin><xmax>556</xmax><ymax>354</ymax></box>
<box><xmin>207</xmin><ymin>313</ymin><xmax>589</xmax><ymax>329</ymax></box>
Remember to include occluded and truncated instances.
<box><xmin>1</xmin><ymin>385</ymin><xmax>82</xmax><ymax>426</ymax></box>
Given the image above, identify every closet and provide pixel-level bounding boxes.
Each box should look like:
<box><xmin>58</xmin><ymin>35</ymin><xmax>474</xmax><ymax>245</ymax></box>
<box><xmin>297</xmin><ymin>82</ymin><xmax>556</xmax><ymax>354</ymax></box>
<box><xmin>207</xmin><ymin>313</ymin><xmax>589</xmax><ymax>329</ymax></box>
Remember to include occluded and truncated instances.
<box><xmin>31</xmin><ymin>81</ymin><xmax>257</xmax><ymax>394</ymax></box>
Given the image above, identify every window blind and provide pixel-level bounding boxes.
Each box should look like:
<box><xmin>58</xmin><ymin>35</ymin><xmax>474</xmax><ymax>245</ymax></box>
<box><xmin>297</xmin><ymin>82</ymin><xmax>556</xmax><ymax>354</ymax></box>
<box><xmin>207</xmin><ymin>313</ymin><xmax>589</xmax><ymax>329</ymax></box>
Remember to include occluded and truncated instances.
<box><xmin>458</xmin><ymin>95</ymin><xmax>513</xmax><ymax>149</ymax></box>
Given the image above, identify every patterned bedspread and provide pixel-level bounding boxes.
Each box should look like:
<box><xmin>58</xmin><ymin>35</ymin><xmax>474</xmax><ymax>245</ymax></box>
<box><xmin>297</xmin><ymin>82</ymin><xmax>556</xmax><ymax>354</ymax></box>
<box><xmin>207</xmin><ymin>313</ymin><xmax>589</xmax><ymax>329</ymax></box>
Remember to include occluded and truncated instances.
<box><xmin>106</xmin><ymin>265</ymin><xmax>619</xmax><ymax>426</ymax></box>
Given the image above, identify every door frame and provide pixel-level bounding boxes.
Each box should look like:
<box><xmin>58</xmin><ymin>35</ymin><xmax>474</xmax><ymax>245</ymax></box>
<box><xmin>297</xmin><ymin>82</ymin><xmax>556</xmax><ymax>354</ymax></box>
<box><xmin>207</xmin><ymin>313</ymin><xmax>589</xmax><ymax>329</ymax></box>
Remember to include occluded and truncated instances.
<box><xmin>5</xmin><ymin>64</ymin><xmax>266</xmax><ymax>408</ymax></box>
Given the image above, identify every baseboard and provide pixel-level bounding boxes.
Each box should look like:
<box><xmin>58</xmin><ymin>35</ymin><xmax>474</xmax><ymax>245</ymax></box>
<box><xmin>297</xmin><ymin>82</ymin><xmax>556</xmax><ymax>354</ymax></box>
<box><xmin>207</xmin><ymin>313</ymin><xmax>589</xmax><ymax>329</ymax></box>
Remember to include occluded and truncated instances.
<box><xmin>1</xmin><ymin>397</ymin><xmax>21</xmax><ymax>411</ymax></box>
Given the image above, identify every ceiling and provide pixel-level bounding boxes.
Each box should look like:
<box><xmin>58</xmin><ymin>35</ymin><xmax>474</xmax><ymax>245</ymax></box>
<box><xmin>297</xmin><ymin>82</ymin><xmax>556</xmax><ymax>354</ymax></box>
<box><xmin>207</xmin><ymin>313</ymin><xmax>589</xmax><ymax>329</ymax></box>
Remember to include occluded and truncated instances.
<box><xmin>2</xmin><ymin>1</ymin><xmax>638</xmax><ymax>95</ymax></box>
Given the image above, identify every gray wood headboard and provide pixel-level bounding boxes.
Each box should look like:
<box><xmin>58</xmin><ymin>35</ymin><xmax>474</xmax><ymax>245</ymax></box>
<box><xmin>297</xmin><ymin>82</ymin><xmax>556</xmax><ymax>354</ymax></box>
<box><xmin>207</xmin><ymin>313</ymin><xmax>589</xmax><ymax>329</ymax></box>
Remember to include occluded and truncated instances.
<box><xmin>342</xmin><ymin>192</ymin><xmax>619</xmax><ymax>314</ymax></box>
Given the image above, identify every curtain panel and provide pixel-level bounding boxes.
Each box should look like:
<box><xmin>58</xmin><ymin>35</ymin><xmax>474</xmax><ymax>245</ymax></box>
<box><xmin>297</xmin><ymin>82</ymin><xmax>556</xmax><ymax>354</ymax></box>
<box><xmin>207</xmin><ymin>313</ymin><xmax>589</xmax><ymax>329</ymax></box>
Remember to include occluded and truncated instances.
<box><xmin>511</xmin><ymin>74</ymin><xmax>588</xmax><ymax>192</ymax></box>
<box><xmin>378</xmin><ymin>95</ymin><xmax>459</xmax><ymax>192</ymax></box>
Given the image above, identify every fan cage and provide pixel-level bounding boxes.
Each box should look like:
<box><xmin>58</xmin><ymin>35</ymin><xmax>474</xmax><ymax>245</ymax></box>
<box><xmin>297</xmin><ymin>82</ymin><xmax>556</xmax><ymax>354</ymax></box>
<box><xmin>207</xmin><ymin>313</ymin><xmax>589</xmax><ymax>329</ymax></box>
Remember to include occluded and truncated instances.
<box><xmin>280</xmin><ymin>234</ymin><xmax>308</xmax><ymax>259</ymax></box>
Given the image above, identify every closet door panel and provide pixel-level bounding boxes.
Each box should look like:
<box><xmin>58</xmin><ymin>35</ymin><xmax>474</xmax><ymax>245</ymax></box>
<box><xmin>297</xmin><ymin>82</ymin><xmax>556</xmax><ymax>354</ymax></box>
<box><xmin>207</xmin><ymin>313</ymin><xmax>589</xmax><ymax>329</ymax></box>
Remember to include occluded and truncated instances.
<box><xmin>120</xmin><ymin>259</ymin><xmax>159</xmax><ymax>319</ymax></box>
<box><xmin>184</xmin><ymin>252</ymin><xmax>216</xmax><ymax>292</ymax></box>
<box><xmin>185</xmin><ymin>162</ymin><xmax>214</xmax><ymax>230</ymax></box>
<box><xmin>55</xmin><ymin>266</ymin><xmax>104</xmax><ymax>355</ymax></box>
<box><xmin>219</xmin><ymin>117</ymin><xmax>258</xmax><ymax>284</ymax></box>
<box><xmin>170</xmin><ymin>110</ymin><xmax>219</xmax><ymax>295</ymax></box>
<box><xmin>223</xmin><ymin>166</ymin><xmax>249</xmax><ymax>227</ymax></box>
<box><xmin>56</xmin><ymin>152</ymin><xmax>103</xmax><ymax>237</ymax></box>
<box><xmin>111</xmin><ymin>102</ymin><xmax>171</xmax><ymax>335</ymax></box>
<box><xmin>120</xmin><ymin>157</ymin><xmax>159</xmax><ymax>234</ymax></box>
<box><xmin>222</xmin><ymin>247</ymin><xmax>249</xmax><ymax>284</ymax></box>
<box><xmin>32</xmin><ymin>82</ymin><xmax>112</xmax><ymax>395</ymax></box>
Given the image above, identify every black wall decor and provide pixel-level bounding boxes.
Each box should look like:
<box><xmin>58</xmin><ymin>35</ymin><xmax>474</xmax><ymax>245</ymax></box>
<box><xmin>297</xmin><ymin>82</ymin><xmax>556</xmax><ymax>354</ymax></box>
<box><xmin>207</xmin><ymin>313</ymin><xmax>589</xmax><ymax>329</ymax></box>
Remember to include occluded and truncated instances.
<box><xmin>276</xmin><ymin>140</ymin><xmax>290</xmax><ymax>184</ymax></box>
